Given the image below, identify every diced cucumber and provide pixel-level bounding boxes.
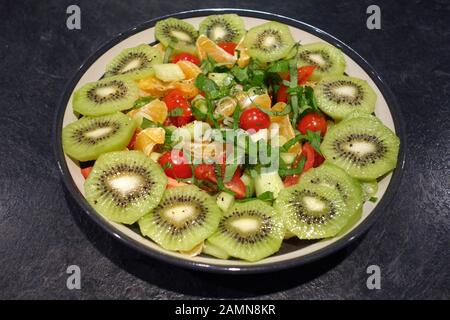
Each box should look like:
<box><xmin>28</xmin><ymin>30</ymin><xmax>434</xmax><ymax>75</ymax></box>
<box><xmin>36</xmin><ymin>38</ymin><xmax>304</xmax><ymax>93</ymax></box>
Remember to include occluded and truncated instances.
<box><xmin>149</xmin><ymin>152</ymin><xmax>162</xmax><ymax>162</ymax></box>
<box><xmin>202</xmin><ymin>240</ymin><xmax>230</xmax><ymax>259</ymax></box>
<box><xmin>183</xmin><ymin>121</ymin><xmax>211</xmax><ymax>141</ymax></box>
<box><xmin>280</xmin><ymin>152</ymin><xmax>296</xmax><ymax>165</ymax></box>
<box><xmin>208</xmin><ymin>73</ymin><xmax>233</xmax><ymax>87</ymax></box>
<box><xmin>241</xmin><ymin>173</ymin><xmax>255</xmax><ymax>197</ymax></box>
<box><xmin>153</xmin><ymin>63</ymin><xmax>185</xmax><ymax>82</ymax></box>
<box><xmin>254</xmin><ymin>170</ymin><xmax>284</xmax><ymax>198</ymax></box>
<box><xmin>216</xmin><ymin>191</ymin><xmax>235</xmax><ymax>212</ymax></box>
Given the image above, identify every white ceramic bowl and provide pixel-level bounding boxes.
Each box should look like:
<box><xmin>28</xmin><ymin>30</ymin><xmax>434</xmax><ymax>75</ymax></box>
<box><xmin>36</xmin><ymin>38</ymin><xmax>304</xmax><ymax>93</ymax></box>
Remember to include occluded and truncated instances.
<box><xmin>54</xmin><ymin>9</ymin><xmax>405</xmax><ymax>273</ymax></box>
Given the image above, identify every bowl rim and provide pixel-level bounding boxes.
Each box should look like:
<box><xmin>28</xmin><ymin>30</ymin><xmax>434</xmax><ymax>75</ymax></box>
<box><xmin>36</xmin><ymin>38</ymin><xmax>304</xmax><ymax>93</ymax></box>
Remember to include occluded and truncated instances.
<box><xmin>53</xmin><ymin>8</ymin><xmax>406</xmax><ymax>274</ymax></box>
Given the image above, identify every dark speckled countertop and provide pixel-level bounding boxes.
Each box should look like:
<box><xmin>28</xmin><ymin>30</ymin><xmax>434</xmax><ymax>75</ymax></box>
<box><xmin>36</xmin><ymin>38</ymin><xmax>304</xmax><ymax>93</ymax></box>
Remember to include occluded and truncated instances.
<box><xmin>0</xmin><ymin>0</ymin><xmax>449</xmax><ymax>299</ymax></box>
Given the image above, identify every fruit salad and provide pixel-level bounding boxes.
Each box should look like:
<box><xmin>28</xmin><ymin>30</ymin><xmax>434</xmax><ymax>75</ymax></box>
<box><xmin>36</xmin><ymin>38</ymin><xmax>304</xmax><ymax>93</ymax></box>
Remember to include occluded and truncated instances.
<box><xmin>62</xmin><ymin>14</ymin><xmax>400</xmax><ymax>262</ymax></box>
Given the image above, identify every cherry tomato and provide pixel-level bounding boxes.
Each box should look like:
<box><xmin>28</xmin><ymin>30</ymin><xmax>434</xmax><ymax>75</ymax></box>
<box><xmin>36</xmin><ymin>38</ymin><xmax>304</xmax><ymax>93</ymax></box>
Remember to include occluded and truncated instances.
<box><xmin>297</xmin><ymin>65</ymin><xmax>316</xmax><ymax>85</ymax></box>
<box><xmin>170</xmin><ymin>52</ymin><xmax>200</xmax><ymax>66</ymax></box>
<box><xmin>81</xmin><ymin>166</ymin><xmax>93</xmax><ymax>179</ymax></box>
<box><xmin>276</xmin><ymin>84</ymin><xmax>289</xmax><ymax>103</ymax></box>
<box><xmin>239</xmin><ymin>108</ymin><xmax>271</xmax><ymax>132</ymax></box>
<box><xmin>297</xmin><ymin>113</ymin><xmax>328</xmax><ymax>136</ymax></box>
<box><xmin>163</xmin><ymin>89</ymin><xmax>193</xmax><ymax>127</ymax></box>
<box><xmin>218</xmin><ymin>42</ymin><xmax>237</xmax><ymax>55</ymax></box>
<box><xmin>283</xmin><ymin>174</ymin><xmax>299</xmax><ymax>187</ymax></box>
<box><xmin>127</xmin><ymin>130</ymin><xmax>138</xmax><ymax>149</ymax></box>
<box><xmin>225</xmin><ymin>176</ymin><xmax>246</xmax><ymax>199</ymax></box>
<box><xmin>194</xmin><ymin>164</ymin><xmax>217</xmax><ymax>181</ymax></box>
<box><xmin>301</xmin><ymin>142</ymin><xmax>316</xmax><ymax>173</ymax></box>
<box><xmin>158</xmin><ymin>150</ymin><xmax>192</xmax><ymax>179</ymax></box>
<box><xmin>283</xmin><ymin>142</ymin><xmax>323</xmax><ymax>187</ymax></box>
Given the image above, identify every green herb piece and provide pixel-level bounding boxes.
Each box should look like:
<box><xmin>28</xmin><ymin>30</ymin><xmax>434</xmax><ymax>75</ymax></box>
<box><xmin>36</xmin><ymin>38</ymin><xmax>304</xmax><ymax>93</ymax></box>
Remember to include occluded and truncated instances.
<box><xmin>141</xmin><ymin>118</ymin><xmax>157</xmax><ymax>129</ymax></box>
<box><xmin>163</xmin><ymin>46</ymin><xmax>173</xmax><ymax>64</ymax></box>
<box><xmin>267</xmin><ymin>60</ymin><xmax>289</xmax><ymax>73</ymax></box>
<box><xmin>168</xmin><ymin>107</ymin><xmax>184</xmax><ymax>117</ymax></box>
<box><xmin>133</xmin><ymin>96</ymin><xmax>155</xmax><ymax>109</ymax></box>
<box><xmin>369</xmin><ymin>197</ymin><xmax>378</xmax><ymax>203</ymax></box>
<box><xmin>306</xmin><ymin>130</ymin><xmax>322</xmax><ymax>155</ymax></box>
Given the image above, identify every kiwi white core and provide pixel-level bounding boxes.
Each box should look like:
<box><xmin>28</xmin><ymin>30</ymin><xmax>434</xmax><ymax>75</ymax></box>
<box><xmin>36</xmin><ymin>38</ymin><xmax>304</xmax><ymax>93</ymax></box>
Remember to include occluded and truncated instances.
<box><xmin>96</xmin><ymin>87</ymin><xmax>117</xmax><ymax>97</ymax></box>
<box><xmin>303</xmin><ymin>196</ymin><xmax>326</xmax><ymax>212</ymax></box>
<box><xmin>332</xmin><ymin>85</ymin><xmax>357</xmax><ymax>97</ymax></box>
<box><xmin>343</xmin><ymin>141</ymin><xmax>376</xmax><ymax>155</ymax></box>
<box><xmin>108</xmin><ymin>174</ymin><xmax>143</xmax><ymax>196</ymax></box>
<box><xmin>211</xmin><ymin>27</ymin><xmax>227</xmax><ymax>40</ymax></box>
<box><xmin>309</xmin><ymin>53</ymin><xmax>326</xmax><ymax>67</ymax></box>
<box><xmin>163</xmin><ymin>204</ymin><xmax>197</xmax><ymax>226</ymax></box>
<box><xmin>262</xmin><ymin>36</ymin><xmax>277</xmax><ymax>48</ymax></box>
<box><xmin>170</xmin><ymin>30</ymin><xmax>192</xmax><ymax>42</ymax></box>
<box><xmin>121</xmin><ymin>59</ymin><xmax>141</xmax><ymax>73</ymax></box>
<box><xmin>231</xmin><ymin>217</ymin><xmax>261</xmax><ymax>234</ymax></box>
<box><xmin>85</xmin><ymin>127</ymin><xmax>113</xmax><ymax>139</ymax></box>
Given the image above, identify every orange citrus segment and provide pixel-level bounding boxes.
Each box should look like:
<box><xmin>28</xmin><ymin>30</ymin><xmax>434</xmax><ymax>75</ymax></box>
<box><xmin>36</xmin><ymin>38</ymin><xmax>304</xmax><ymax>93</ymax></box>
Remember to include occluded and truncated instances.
<box><xmin>173</xmin><ymin>79</ymin><xmax>200</xmax><ymax>99</ymax></box>
<box><xmin>176</xmin><ymin>60</ymin><xmax>202</xmax><ymax>79</ymax></box>
<box><xmin>196</xmin><ymin>35</ymin><xmax>237</xmax><ymax>65</ymax></box>
<box><xmin>235</xmin><ymin>92</ymin><xmax>272</xmax><ymax>110</ymax></box>
<box><xmin>270</xmin><ymin>102</ymin><xmax>301</xmax><ymax>154</ymax></box>
<box><xmin>138</xmin><ymin>76</ymin><xmax>175</xmax><ymax>97</ymax></box>
<box><xmin>134</xmin><ymin>127</ymin><xmax>166</xmax><ymax>155</ymax></box>
<box><xmin>128</xmin><ymin>99</ymin><xmax>168</xmax><ymax>125</ymax></box>
<box><xmin>236</xmin><ymin>38</ymin><xmax>250</xmax><ymax>68</ymax></box>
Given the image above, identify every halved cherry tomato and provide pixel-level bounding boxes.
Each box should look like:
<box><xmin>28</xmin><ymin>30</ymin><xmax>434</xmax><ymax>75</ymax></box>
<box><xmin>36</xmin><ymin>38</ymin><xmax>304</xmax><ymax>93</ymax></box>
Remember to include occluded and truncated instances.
<box><xmin>171</xmin><ymin>52</ymin><xmax>200</xmax><ymax>66</ymax></box>
<box><xmin>194</xmin><ymin>163</ymin><xmax>245</xmax><ymax>198</ymax></box>
<box><xmin>283</xmin><ymin>142</ymin><xmax>323</xmax><ymax>187</ymax></box>
<box><xmin>194</xmin><ymin>164</ymin><xmax>217</xmax><ymax>181</ymax></box>
<box><xmin>158</xmin><ymin>150</ymin><xmax>192</xmax><ymax>179</ymax></box>
<box><xmin>297</xmin><ymin>66</ymin><xmax>316</xmax><ymax>85</ymax></box>
<box><xmin>218</xmin><ymin>42</ymin><xmax>238</xmax><ymax>55</ymax></box>
<box><xmin>127</xmin><ymin>131</ymin><xmax>138</xmax><ymax>149</ymax></box>
<box><xmin>276</xmin><ymin>84</ymin><xmax>289</xmax><ymax>103</ymax></box>
<box><xmin>163</xmin><ymin>89</ymin><xmax>193</xmax><ymax>127</ymax></box>
<box><xmin>81</xmin><ymin>166</ymin><xmax>93</xmax><ymax>179</ymax></box>
<box><xmin>298</xmin><ymin>113</ymin><xmax>327</xmax><ymax>136</ymax></box>
<box><xmin>239</xmin><ymin>107</ymin><xmax>271</xmax><ymax>132</ymax></box>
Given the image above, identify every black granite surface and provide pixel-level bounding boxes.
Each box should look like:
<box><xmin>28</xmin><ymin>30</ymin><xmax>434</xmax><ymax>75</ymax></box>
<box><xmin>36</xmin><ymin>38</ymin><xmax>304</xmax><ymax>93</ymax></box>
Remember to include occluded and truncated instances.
<box><xmin>0</xmin><ymin>0</ymin><xmax>449</xmax><ymax>299</ymax></box>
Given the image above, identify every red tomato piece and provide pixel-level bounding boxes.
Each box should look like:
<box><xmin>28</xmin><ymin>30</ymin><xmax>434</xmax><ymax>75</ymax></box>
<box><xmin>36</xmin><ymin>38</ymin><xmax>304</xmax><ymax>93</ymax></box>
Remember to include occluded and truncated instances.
<box><xmin>170</xmin><ymin>52</ymin><xmax>200</xmax><ymax>65</ymax></box>
<box><xmin>81</xmin><ymin>166</ymin><xmax>93</xmax><ymax>179</ymax></box>
<box><xmin>218</xmin><ymin>42</ymin><xmax>238</xmax><ymax>55</ymax></box>
<box><xmin>163</xmin><ymin>89</ymin><xmax>193</xmax><ymax>127</ymax></box>
<box><xmin>276</xmin><ymin>84</ymin><xmax>289</xmax><ymax>103</ymax></box>
<box><xmin>239</xmin><ymin>108</ymin><xmax>271</xmax><ymax>132</ymax></box>
<box><xmin>158</xmin><ymin>150</ymin><xmax>192</xmax><ymax>179</ymax></box>
<box><xmin>297</xmin><ymin>65</ymin><xmax>316</xmax><ymax>85</ymax></box>
<box><xmin>297</xmin><ymin>113</ymin><xmax>328</xmax><ymax>136</ymax></box>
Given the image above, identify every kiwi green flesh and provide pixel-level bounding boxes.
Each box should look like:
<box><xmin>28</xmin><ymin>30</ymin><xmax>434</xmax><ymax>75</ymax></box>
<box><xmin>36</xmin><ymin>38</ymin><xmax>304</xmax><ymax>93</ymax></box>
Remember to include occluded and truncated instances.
<box><xmin>301</xmin><ymin>162</ymin><xmax>364</xmax><ymax>225</ymax></box>
<box><xmin>104</xmin><ymin>44</ymin><xmax>162</xmax><ymax>80</ymax></box>
<box><xmin>72</xmin><ymin>77</ymin><xmax>139</xmax><ymax>116</ymax></box>
<box><xmin>155</xmin><ymin>18</ymin><xmax>198</xmax><ymax>55</ymax></box>
<box><xmin>202</xmin><ymin>240</ymin><xmax>230</xmax><ymax>259</ymax></box>
<box><xmin>199</xmin><ymin>14</ymin><xmax>245</xmax><ymax>43</ymax></box>
<box><xmin>207</xmin><ymin>200</ymin><xmax>284</xmax><ymax>262</ymax></box>
<box><xmin>297</xmin><ymin>43</ymin><xmax>346</xmax><ymax>81</ymax></box>
<box><xmin>62</xmin><ymin>112</ymin><xmax>136</xmax><ymax>162</ymax></box>
<box><xmin>321</xmin><ymin>117</ymin><xmax>400</xmax><ymax>181</ymax></box>
<box><xmin>243</xmin><ymin>21</ymin><xmax>295</xmax><ymax>63</ymax></box>
<box><xmin>274</xmin><ymin>182</ymin><xmax>349</xmax><ymax>239</ymax></box>
<box><xmin>84</xmin><ymin>151</ymin><xmax>167</xmax><ymax>224</ymax></box>
<box><xmin>139</xmin><ymin>185</ymin><xmax>221</xmax><ymax>251</ymax></box>
<box><xmin>315</xmin><ymin>75</ymin><xmax>376</xmax><ymax>120</ymax></box>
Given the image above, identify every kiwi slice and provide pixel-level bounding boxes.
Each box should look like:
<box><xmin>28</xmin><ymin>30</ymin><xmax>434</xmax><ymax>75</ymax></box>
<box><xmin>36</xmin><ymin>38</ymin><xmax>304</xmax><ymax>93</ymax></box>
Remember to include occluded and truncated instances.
<box><xmin>321</xmin><ymin>116</ymin><xmax>400</xmax><ymax>180</ymax></box>
<box><xmin>301</xmin><ymin>162</ymin><xmax>364</xmax><ymax>221</ymax></box>
<box><xmin>207</xmin><ymin>200</ymin><xmax>284</xmax><ymax>262</ymax></box>
<box><xmin>72</xmin><ymin>76</ymin><xmax>139</xmax><ymax>116</ymax></box>
<box><xmin>361</xmin><ymin>180</ymin><xmax>378</xmax><ymax>201</ymax></box>
<box><xmin>104</xmin><ymin>44</ymin><xmax>162</xmax><ymax>80</ymax></box>
<box><xmin>62</xmin><ymin>112</ymin><xmax>136</xmax><ymax>161</ymax></box>
<box><xmin>315</xmin><ymin>75</ymin><xmax>377</xmax><ymax>120</ymax></box>
<box><xmin>199</xmin><ymin>14</ymin><xmax>245</xmax><ymax>43</ymax></box>
<box><xmin>297</xmin><ymin>43</ymin><xmax>346</xmax><ymax>80</ymax></box>
<box><xmin>138</xmin><ymin>185</ymin><xmax>222</xmax><ymax>251</ymax></box>
<box><xmin>84</xmin><ymin>151</ymin><xmax>167</xmax><ymax>224</ymax></box>
<box><xmin>243</xmin><ymin>21</ymin><xmax>295</xmax><ymax>63</ymax></box>
<box><xmin>274</xmin><ymin>182</ymin><xmax>348</xmax><ymax>239</ymax></box>
<box><xmin>155</xmin><ymin>18</ymin><xmax>198</xmax><ymax>55</ymax></box>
